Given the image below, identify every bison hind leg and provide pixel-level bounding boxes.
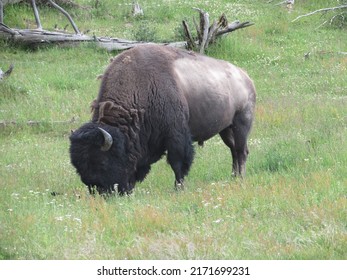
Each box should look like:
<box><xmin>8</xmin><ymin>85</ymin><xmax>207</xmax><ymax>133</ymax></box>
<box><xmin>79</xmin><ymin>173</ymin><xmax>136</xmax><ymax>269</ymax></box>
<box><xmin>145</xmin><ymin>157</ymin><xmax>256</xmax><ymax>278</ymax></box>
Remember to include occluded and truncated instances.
<box><xmin>231</xmin><ymin>110</ymin><xmax>253</xmax><ymax>176</ymax></box>
<box><xmin>220</xmin><ymin>110</ymin><xmax>253</xmax><ymax>177</ymax></box>
<box><xmin>219</xmin><ymin>128</ymin><xmax>239</xmax><ymax>175</ymax></box>
<box><xmin>166</xmin><ymin>131</ymin><xmax>194</xmax><ymax>190</ymax></box>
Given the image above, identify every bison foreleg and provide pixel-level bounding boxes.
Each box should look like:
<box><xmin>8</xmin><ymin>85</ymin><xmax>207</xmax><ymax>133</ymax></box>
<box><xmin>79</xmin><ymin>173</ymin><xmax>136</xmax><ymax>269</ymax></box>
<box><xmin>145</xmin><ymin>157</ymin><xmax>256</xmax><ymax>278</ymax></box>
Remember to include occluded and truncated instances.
<box><xmin>166</xmin><ymin>131</ymin><xmax>194</xmax><ymax>191</ymax></box>
<box><xmin>175</xmin><ymin>179</ymin><xmax>185</xmax><ymax>191</ymax></box>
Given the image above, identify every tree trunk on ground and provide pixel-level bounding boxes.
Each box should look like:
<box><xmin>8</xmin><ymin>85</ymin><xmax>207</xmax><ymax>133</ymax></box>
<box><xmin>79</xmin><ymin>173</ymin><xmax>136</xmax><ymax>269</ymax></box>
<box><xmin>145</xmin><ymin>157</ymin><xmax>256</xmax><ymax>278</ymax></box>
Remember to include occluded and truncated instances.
<box><xmin>0</xmin><ymin>3</ymin><xmax>253</xmax><ymax>52</ymax></box>
<box><xmin>0</xmin><ymin>25</ymin><xmax>188</xmax><ymax>50</ymax></box>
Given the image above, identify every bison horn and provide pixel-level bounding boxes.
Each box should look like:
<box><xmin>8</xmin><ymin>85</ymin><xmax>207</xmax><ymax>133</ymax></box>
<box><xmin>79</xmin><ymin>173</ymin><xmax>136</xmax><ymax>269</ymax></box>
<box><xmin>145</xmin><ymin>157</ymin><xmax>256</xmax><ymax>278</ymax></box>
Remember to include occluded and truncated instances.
<box><xmin>98</xmin><ymin>127</ymin><xmax>113</xmax><ymax>151</ymax></box>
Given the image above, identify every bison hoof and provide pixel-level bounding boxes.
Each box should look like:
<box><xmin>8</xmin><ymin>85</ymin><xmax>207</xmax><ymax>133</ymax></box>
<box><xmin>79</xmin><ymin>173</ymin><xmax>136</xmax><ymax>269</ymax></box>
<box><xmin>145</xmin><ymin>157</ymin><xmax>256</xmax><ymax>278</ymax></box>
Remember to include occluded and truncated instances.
<box><xmin>174</xmin><ymin>180</ymin><xmax>185</xmax><ymax>191</ymax></box>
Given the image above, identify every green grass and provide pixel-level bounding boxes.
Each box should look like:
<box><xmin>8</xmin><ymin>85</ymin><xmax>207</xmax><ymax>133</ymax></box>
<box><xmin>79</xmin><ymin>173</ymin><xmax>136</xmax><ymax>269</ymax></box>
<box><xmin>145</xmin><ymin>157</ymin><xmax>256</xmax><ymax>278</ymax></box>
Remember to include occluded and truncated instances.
<box><xmin>0</xmin><ymin>0</ymin><xmax>346</xmax><ymax>259</ymax></box>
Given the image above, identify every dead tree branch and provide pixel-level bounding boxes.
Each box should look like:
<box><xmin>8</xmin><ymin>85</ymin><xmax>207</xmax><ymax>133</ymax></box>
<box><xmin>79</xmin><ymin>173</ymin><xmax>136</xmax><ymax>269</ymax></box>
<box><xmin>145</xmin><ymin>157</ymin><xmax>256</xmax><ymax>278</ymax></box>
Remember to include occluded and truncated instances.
<box><xmin>0</xmin><ymin>1</ymin><xmax>4</xmax><ymax>24</ymax></box>
<box><xmin>48</xmin><ymin>0</ymin><xmax>81</xmax><ymax>34</ymax></box>
<box><xmin>182</xmin><ymin>20</ymin><xmax>196</xmax><ymax>50</ymax></box>
<box><xmin>0</xmin><ymin>64</ymin><xmax>14</xmax><ymax>81</ymax></box>
<box><xmin>292</xmin><ymin>5</ymin><xmax>347</xmax><ymax>22</ymax></box>
<box><xmin>0</xmin><ymin>5</ymin><xmax>252</xmax><ymax>52</ymax></box>
<box><xmin>132</xmin><ymin>2</ymin><xmax>144</xmax><ymax>17</ymax></box>
<box><xmin>31</xmin><ymin>0</ymin><xmax>43</xmax><ymax>30</ymax></box>
<box><xmin>193</xmin><ymin>7</ymin><xmax>210</xmax><ymax>53</ymax></box>
<box><xmin>216</xmin><ymin>20</ymin><xmax>254</xmax><ymax>36</ymax></box>
<box><xmin>182</xmin><ymin>8</ymin><xmax>254</xmax><ymax>53</ymax></box>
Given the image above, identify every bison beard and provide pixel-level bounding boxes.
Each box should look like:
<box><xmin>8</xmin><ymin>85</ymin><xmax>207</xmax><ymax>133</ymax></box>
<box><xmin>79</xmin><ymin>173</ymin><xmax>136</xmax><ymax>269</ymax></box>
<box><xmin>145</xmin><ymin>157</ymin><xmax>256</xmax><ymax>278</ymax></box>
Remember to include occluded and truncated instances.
<box><xmin>69</xmin><ymin>44</ymin><xmax>256</xmax><ymax>196</ymax></box>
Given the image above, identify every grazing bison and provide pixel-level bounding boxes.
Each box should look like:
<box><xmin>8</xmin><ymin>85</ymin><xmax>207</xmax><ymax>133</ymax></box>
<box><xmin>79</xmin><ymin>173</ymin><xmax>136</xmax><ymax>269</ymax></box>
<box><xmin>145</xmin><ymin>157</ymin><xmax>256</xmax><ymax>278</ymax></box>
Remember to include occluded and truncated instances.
<box><xmin>70</xmin><ymin>45</ymin><xmax>256</xmax><ymax>195</ymax></box>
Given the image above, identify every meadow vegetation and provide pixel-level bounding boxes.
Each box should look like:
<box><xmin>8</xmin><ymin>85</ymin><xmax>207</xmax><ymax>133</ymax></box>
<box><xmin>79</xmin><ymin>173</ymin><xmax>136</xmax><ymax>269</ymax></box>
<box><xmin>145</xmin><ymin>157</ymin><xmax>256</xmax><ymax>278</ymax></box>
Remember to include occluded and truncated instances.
<box><xmin>0</xmin><ymin>0</ymin><xmax>346</xmax><ymax>259</ymax></box>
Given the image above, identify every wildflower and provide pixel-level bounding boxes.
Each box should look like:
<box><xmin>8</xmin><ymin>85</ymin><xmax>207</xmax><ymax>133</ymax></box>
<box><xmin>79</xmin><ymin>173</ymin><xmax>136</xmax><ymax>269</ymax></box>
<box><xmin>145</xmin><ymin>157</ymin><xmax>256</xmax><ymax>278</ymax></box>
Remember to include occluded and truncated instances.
<box><xmin>203</xmin><ymin>202</ymin><xmax>210</xmax><ymax>207</ymax></box>
<box><xmin>73</xmin><ymin>218</ymin><xmax>82</xmax><ymax>224</ymax></box>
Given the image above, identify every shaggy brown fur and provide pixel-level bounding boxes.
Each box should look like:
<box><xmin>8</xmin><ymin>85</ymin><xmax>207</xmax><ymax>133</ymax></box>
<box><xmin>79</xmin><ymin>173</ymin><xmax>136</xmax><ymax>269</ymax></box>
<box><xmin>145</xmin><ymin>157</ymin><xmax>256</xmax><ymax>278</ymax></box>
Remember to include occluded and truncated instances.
<box><xmin>70</xmin><ymin>45</ymin><xmax>256</xmax><ymax>195</ymax></box>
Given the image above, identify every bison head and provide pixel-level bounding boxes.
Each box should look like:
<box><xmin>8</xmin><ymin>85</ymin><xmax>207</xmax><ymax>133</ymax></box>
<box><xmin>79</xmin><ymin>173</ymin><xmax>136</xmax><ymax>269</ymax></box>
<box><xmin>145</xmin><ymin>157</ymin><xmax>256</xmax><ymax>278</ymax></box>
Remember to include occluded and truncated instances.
<box><xmin>69</xmin><ymin>123</ymin><xmax>132</xmax><ymax>195</ymax></box>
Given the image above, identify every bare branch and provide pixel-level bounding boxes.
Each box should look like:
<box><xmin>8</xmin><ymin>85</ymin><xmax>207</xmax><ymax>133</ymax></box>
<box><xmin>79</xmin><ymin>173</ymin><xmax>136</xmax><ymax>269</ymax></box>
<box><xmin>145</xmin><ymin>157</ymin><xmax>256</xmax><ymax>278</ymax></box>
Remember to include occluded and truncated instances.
<box><xmin>48</xmin><ymin>0</ymin><xmax>81</xmax><ymax>34</ymax></box>
<box><xmin>31</xmin><ymin>0</ymin><xmax>43</xmax><ymax>30</ymax></box>
<box><xmin>274</xmin><ymin>0</ymin><xmax>295</xmax><ymax>6</ymax></box>
<box><xmin>0</xmin><ymin>1</ymin><xmax>3</xmax><ymax>24</ymax></box>
<box><xmin>0</xmin><ymin>64</ymin><xmax>14</xmax><ymax>81</ymax></box>
<box><xmin>132</xmin><ymin>2</ymin><xmax>144</xmax><ymax>17</ymax></box>
<box><xmin>186</xmin><ymin>8</ymin><xmax>253</xmax><ymax>54</ymax></box>
<box><xmin>274</xmin><ymin>1</ymin><xmax>287</xmax><ymax>6</ymax></box>
<box><xmin>0</xmin><ymin>22</ymin><xmax>19</xmax><ymax>35</ymax></box>
<box><xmin>182</xmin><ymin>20</ymin><xmax>196</xmax><ymax>50</ymax></box>
<box><xmin>216</xmin><ymin>20</ymin><xmax>254</xmax><ymax>36</ymax></box>
<box><xmin>193</xmin><ymin>8</ymin><xmax>209</xmax><ymax>53</ymax></box>
<box><xmin>292</xmin><ymin>5</ymin><xmax>347</xmax><ymax>22</ymax></box>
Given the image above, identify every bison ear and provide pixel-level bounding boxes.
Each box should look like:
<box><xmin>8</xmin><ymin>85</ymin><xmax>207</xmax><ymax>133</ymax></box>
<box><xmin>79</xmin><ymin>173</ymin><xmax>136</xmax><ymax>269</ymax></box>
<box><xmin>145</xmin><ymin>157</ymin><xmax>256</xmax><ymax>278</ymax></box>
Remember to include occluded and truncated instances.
<box><xmin>98</xmin><ymin>127</ymin><xmax>113</xmax><ymax>151</ymax></box>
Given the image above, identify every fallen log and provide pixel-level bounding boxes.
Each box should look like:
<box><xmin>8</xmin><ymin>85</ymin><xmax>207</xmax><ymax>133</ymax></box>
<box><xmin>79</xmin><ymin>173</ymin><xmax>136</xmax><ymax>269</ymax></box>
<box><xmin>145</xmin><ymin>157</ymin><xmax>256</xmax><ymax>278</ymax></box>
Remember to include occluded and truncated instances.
<box><xmin>0</xmin><ymin>5</ymin><xmax>253</xmax><ymax>52</ymax></box>
<box><xmin>0</xmin><ymin>24</ymin><xmax>187</xmax><ymax>50</ymax></box>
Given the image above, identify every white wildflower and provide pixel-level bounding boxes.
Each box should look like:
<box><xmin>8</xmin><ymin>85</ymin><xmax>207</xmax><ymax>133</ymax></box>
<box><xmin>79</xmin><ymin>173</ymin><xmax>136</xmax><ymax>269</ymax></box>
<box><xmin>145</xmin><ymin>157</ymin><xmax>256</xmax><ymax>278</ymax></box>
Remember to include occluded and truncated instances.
<box><xmin>213</xmin><ymin>219</ymin><xmax>223</xmax><ymax>224</ymax></box>
<box><xmin>73</xmin><ymin>218</ymin><xmax>82</xmax><ymax>224</ymax></box>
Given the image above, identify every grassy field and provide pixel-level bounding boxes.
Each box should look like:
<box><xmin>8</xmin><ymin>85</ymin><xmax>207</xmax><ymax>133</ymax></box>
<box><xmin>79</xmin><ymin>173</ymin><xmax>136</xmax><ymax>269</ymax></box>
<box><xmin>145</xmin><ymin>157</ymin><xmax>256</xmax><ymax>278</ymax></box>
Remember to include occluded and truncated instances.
<box><xmin>0</xmin><ymin>0</ymin><xmax>346</xmax><ymax>259</ymax></box>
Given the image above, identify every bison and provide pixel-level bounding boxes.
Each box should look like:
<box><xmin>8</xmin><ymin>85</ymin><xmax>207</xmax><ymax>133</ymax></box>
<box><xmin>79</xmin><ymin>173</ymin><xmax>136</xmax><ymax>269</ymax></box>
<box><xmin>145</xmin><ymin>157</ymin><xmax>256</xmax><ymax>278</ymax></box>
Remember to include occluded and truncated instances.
<box><xmin>70</xmin><ymin>45</ymin><xmax>256</xmax><ymax>195</ymax></box>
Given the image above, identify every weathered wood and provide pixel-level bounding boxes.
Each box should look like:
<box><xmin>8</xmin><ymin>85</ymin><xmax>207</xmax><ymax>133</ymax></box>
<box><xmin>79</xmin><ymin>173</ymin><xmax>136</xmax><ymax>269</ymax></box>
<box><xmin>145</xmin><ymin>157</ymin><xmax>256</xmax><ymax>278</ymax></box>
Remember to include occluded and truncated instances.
<box><xmin>132</xmin><ymin>2</ymin><xmax>144</xmax><ymax>17</ymax></box>
<box><xmin>0</xmin><ymin>24</ymin><xmax>187</xmax><ymax>50</ymax></box>
<box><xmin>0</xmin><ymin>5</ymin><xmax>253</xmax><ymax>52</ymax></box>
<box><xmin>0</xmin><ymin>1</ymin><xmax>3</xmax><ymax>24</ymax></box>
<box><xmin>182</xmin><ymin>20</ymin><xmax>196</xmax><ymax>50</ymax></box>
<box><xmin>0</xmin><ymin>26</ymin><xmax>89</xmax><ymax>44</ymax></box>
<box><xmin>31</xmin><ymin>0</ymin><xmax>43</xmax><ymax>30</ymax></box>
<box><xmin>216</xmin><ymin>20</ymin><xmax>254</xmax><ymax>36</ymax></box>
<box><xmin>0</xmin><ymin>64</ymin><xmax>14</xmax><ymax>80</ymax></box>
<box><xmin>47</xmin><ymin>0</ymin><xmax>81</xmax><ymax>34</ymax></box>
<box><xmin>182</xmin><ymin>8</ymin><xmax>254</xmax><ymax>53</ymax></box>
<box><xmin>292</xmin><ymin>5</ymin><xmax>347</xmax><ymax>22</ymax></box>
<box><xmin>193</xmin><ymin>7</ymin><xmax>209</xmax><ymax>53</ymax></box>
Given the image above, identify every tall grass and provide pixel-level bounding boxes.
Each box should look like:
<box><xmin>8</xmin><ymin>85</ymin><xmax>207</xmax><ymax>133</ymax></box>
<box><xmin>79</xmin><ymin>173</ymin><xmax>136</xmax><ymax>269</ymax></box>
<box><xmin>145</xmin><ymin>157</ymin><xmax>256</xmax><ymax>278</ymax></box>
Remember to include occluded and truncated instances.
<box><xmin>0</xmin><ymin>0</ymin><xmax>346</xmax><ymax>259</ymax></box>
